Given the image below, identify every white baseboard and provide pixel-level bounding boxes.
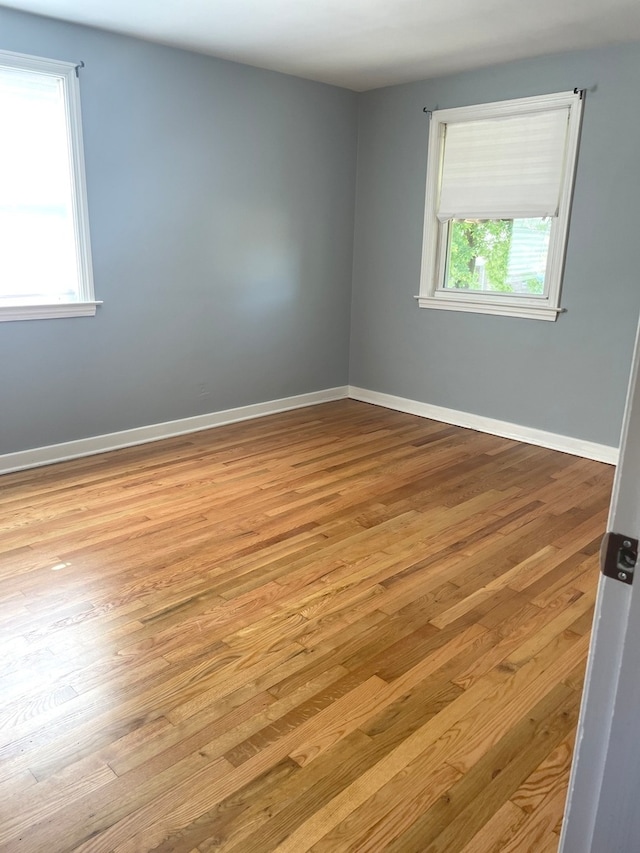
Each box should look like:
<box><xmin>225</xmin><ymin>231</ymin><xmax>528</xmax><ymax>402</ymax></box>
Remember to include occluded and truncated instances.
<box><xmin>348</xmin><ymin>386</ymin><xmax>618</xmax><ymax>465</ymax></box>
<box><xmin>2</xmin><ymin>383</ymin><xmax>618</xmax><ymax>475</ymax></box>
<box><xmin>0</xmin><ymin>386</ymin><xmax>349</xmax><ymax>475</ymax></box>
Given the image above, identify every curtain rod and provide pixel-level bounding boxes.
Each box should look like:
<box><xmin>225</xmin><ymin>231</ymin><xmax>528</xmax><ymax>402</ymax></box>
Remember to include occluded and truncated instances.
<box><xmin>423</xmin><ymin>87</ymin><xmax>586</xmax><ymax>113</ymax></box>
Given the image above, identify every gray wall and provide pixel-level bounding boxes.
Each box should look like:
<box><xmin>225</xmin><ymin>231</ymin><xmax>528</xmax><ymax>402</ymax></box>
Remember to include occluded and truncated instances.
<box><xmin>0</xmin><ymin>7</ymin><xmax>358</xmax><ymax>454</ymax></box>
<box><xmin>349</xmin><ymin>45</ymin><xmax>640</xmax><ymax>448</ymax></box>
<box><xmin>1</xmin><ymin>7</ymin><xmax>638</xmax><ymax>456</ymax></box>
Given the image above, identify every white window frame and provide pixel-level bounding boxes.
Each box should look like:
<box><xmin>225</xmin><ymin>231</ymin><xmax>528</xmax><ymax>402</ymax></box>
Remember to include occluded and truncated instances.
<box><xmin>416</xmin><ymin>91</ymin><xmax>584</xmax><ymax>321</ymax></box>
<box><xmin>0</xmin><ymin>49</ymin><xmax>99</xmax><ymax>322</ymax></box>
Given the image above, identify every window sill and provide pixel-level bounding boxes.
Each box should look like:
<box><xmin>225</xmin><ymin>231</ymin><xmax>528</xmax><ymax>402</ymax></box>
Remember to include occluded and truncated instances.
<box><xmin>415</xmin><ymin>295</ymin><xmax>562</xmax><ymax>322</ymax></box>
<box><xmin>0</xmin><ymin>301</ymin><xmax>102</xmax><ymax>322</ymax></box>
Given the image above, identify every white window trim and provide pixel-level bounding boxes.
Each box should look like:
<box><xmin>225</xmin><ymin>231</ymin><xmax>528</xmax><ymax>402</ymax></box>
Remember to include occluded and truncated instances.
<box><xmin>0</xmin><ymin>48</ymin><xmax>100</xmax><ymax>322</ymax></box>
<box><xmin>416</xmin><ymin>91</ymin><xmax>584</xmax><ymax>321</ymax></box>
<box><xmin>0</xmin><ymin>302</ymin><xmax>102</xmax><ymax>323</ymax></box>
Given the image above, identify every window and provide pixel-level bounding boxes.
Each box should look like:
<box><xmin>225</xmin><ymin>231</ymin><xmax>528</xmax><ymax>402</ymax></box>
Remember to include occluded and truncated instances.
<box><xmin>417</xmin><ymin>91</ymin><xmax>583</xmax><ymax>321</ymax></box>
<box><xmin>0</xmin><ymin>49</ymin><xmax>98</xmax><ymax>321</ymax></box>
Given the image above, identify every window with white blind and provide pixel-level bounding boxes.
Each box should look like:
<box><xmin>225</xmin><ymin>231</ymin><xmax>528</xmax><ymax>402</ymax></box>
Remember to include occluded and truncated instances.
<box><xmin>0</xmin><ymin>49</ymin><xmax>98</xmax><ymax>322</ymax></box>
<box><xmin>417</xmin><ymin>91</ymin><xmax>583</xmax><ymax>321</ymax></box>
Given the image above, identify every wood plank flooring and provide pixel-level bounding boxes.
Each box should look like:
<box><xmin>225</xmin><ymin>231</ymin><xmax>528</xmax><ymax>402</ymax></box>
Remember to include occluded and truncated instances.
<box><xmin>0</xmin><ymin>400</ymin><xmax>613</xmax><ymax>852</ymax></box>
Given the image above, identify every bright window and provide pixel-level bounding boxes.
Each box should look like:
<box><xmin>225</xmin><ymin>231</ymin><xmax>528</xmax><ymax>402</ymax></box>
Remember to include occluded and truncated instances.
<box><xmin>417</xmin><ymin>91</ymin><xmax>583</xmax><ymax>321</ymax></box>
<box><xmin>0</xmin><ymin>49</ymin><xmax>98</xmax><ymax>322</ymax></box>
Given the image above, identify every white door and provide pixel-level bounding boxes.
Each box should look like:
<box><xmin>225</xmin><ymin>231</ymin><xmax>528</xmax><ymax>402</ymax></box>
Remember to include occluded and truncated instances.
<box><xmin>560</xmin><ymin>321</ymin><xmax>640</xmax><ymax>852</ymax></box>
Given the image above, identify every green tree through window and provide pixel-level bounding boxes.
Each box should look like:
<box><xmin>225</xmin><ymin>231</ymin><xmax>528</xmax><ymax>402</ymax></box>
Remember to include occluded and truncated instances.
<box><xmin>448</xmin><ymin>220</ymin><xmax>513</xmax><ymax>291</ymax></box>
<box><xmin>446</xmin><ymin>218</ymin><xmax>549</xmax><ymax>295</ymax></box>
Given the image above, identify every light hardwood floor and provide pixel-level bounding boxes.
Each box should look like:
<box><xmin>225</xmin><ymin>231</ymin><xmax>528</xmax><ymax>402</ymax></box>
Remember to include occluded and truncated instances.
<box><xmin>0</xmin><ymin>400</ymin><xmax>613</xmax><ymax>852</ymax></box>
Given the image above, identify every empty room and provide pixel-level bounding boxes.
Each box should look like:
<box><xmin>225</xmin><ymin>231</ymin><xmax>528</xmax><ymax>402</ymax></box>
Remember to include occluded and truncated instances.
<box><xmin>1</xmin><ymin>1</ymin><xmax>640</xmax><ymax>851</ymax></box>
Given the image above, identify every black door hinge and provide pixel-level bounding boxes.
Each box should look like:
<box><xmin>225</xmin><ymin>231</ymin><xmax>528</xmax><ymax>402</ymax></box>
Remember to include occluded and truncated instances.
<box><xmin>601</xmin><ymin>532</ymin><xmax>638</xmax><ymax>585</ymax></box>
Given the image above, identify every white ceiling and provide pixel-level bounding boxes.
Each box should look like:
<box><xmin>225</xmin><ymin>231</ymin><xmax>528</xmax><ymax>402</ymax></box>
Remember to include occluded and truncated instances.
<box><xmin>2</xmin><ymin>0</ymin><xmax>640</xmax><ymax>91</ymax></box>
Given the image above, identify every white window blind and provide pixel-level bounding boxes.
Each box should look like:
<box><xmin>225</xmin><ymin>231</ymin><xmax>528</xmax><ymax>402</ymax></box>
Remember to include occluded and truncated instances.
<box><xmin>437</xmin><ymin>107</ymin><xmax>571</xmax><ymax>222</ymax></box>
<box><xmin>0</xmin><ymin>65</ymin><xmax>81</xmax><ymax>304</ymax></box>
